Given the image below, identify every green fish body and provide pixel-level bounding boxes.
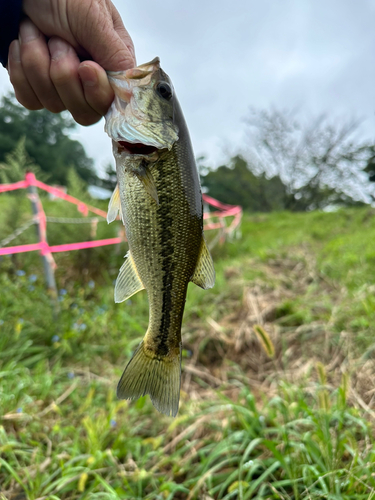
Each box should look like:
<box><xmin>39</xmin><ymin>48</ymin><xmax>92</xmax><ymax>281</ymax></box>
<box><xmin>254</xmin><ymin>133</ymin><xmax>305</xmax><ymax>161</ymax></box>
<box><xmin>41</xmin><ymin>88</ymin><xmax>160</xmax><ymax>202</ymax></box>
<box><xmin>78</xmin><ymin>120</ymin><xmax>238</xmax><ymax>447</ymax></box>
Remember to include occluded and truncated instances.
<box><xmin>105</xmin><ymin>58</ymin><xmax>215</xmax><ymax>416</ymax></box>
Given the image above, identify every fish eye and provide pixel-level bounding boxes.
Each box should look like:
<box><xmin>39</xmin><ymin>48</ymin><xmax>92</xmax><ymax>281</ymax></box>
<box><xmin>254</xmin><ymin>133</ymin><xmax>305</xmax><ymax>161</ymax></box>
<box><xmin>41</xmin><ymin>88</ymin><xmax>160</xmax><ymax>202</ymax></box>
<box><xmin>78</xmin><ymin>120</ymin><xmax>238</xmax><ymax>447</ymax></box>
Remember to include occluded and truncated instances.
<box><xmin>156</xmin><ymin>82</ymin><xmax>173</xmax><ymax>101</ymax></box>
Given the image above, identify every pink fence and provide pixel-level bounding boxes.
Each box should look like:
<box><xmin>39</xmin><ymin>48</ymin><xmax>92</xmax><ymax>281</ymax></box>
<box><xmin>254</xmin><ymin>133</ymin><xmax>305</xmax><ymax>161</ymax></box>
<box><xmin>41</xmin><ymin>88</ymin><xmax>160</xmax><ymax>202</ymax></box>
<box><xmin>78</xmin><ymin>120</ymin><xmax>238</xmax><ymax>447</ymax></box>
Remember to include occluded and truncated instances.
<box><xmin>0</xmin><ymin>173</ymin><xmax>242</xmax><ymax>258</ymax></box>
<box><xmin>0</xmin><ymin>172</ymin><xmax>122</xmax><ymax>258</ymax></box>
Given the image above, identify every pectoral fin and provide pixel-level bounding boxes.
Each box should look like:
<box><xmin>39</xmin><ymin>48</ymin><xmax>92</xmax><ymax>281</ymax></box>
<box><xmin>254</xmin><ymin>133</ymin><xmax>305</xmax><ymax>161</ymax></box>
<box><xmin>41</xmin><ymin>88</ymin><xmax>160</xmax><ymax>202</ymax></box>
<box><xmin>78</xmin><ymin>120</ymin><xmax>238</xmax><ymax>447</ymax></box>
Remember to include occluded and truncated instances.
<box><xmin>191</xmin><ymin>238</ymin><xmax>215</xmax><ymax>289</ymax></box>
<box><xmin>134</xmin><ymin>163</ymin><xmax>159</xmax><ymax>205</ymax></box>
<box><xmin>115</xmin><ymin>251</ymin><xmax>145</xmax><ymax>303</ymax></box>
<box><xmin>107</xmin><ymin>184</ymin><xmax>123</xmax><ymax>223</ymax></box>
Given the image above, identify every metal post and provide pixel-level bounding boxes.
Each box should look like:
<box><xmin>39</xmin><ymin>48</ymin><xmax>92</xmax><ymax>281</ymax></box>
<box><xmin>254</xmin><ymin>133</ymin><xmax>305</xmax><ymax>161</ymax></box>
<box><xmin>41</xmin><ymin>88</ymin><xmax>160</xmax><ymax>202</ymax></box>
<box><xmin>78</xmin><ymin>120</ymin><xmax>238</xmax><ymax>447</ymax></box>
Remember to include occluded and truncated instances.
<box><xmin>26</xmin><ymin>173</ymin><xmax>58</xmax><ymax>300</ymax></box>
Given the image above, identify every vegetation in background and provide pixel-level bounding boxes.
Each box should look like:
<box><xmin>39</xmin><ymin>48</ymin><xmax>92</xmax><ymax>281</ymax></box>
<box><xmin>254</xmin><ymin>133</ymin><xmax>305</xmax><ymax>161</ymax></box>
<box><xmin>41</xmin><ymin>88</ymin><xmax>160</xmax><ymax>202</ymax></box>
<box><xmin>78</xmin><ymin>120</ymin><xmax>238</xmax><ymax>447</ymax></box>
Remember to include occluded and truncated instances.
<box><xmin>1</xmin><ymin>206</ymin><xmax>375</xmax><ymax>498</ymax></box>
<box><xmin>2</xmin><ymin>92</ymin><xmax>375</xmax><ymax>214</ymax></box>
<box><xmin>0</xmin><ymin>139</ymin><xmax>48</xmax><ymax>184</ymax></box>
<box><xmin>200</xmin><ymin>155</ymin><xmax>286</xmax><ymax>212</ymax></box>
<box><xmin>246</xmin><ymin>108</ymin><xmax>374</xmax><ymax>210</ymax></box>
<box><xmin>364</xmin><ymin>145</ymin><xmax>375</xmax><ymax>183</ymax></box>
<box><xmin>2</xmin><ymin>100</ymin><xmax>375</xmax><ymax>498</ymax></box>
<box><xmin>0</xmin><ymin>93</ymin><xmax>97</xmax><ymax>186</ymax></box>
<box><xmin>201</xmin><ymin>109</ymin><xmax>375</xmax><ymax>212</ymax></box>
<box><xmin>97</xmin><ymin>163</ymin><xmax>118</xmax><ymax>193</ymax></box>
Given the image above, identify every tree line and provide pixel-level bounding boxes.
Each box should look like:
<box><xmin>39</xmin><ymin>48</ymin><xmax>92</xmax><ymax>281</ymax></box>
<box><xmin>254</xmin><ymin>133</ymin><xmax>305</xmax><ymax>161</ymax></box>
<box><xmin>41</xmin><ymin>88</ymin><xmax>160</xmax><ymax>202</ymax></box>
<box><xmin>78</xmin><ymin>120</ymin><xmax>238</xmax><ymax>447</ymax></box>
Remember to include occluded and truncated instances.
<box><xmin>201</xmin><ymin>109</ymin><xmax>375</xmax><ymax>211</ymax></box>
<box><xmin>0</xmin><ymin>93</ymin><xmax>374</xmax><ymax>211</ymax></box>
<box><xmin>0</xmin><ymin>93</ymin><xmax>96</xmax><ymax>186</ymax></box>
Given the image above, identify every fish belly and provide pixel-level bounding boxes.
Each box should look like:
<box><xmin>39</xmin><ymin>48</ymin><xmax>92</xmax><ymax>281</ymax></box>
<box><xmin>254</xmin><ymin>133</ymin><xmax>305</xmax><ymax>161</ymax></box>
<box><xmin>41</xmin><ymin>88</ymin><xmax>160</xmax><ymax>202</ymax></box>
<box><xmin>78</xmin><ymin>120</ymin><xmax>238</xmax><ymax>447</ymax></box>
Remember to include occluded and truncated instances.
<box><xmin>116</xmin><ymin>147</ymin><xmax>203</xmax><ymax>416</ymax></box>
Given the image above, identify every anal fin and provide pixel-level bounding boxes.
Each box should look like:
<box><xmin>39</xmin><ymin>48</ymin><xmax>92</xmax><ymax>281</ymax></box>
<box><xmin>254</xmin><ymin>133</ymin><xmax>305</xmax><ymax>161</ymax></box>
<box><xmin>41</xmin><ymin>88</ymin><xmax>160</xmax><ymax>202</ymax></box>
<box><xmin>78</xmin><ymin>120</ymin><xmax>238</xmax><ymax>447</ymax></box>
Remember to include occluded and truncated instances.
<box><xmin>115</xmin><ymin>251</ymin><xmax>144</xmax><ymax>303</ymax></box>
<box><xmin>191</xmin><ymin>238</ymin><xmax>215</xmax><ymax>289</ymax></box>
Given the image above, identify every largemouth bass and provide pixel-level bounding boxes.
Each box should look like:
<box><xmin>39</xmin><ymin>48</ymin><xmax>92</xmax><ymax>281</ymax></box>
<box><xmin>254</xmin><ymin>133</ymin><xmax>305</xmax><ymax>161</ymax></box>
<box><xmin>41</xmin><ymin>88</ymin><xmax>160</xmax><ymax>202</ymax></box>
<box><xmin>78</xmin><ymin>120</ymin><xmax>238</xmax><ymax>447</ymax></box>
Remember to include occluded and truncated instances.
<box><xmin>104</xmin><ymin>58</ymin><xmax>215</xmax><ymax>417</ymax></box>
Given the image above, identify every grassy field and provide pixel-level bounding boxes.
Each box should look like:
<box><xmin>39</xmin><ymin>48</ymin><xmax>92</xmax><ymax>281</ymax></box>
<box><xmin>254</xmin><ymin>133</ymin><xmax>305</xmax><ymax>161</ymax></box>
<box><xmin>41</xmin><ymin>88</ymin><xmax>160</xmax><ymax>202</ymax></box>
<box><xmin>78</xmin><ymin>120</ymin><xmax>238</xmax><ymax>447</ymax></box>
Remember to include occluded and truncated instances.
<box><xmin>1</xmin><ymin>205</ymin><xmax>375</xmax><ymax>499</ymax></box>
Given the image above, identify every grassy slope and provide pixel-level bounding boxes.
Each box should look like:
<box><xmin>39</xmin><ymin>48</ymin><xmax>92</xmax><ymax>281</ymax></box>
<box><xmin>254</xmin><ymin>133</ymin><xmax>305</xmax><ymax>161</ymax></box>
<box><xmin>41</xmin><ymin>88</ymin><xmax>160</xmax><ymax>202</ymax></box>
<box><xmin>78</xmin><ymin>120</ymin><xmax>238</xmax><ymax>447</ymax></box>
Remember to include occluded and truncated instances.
<box><xmin>1</xmin><ymin>207</ymin><xmax>375</xmax><ymax>499</ymax></box>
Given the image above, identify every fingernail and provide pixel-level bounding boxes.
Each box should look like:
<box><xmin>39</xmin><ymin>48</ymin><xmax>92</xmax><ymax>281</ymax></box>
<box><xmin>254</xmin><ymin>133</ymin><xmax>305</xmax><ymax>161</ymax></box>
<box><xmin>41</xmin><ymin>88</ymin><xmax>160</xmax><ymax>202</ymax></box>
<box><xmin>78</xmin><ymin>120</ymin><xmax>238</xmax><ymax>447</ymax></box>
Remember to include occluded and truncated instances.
<box><xmin>49</xmin><ymin>38</ymin><xmax>69</xmax><ymax>61</ymax></box>
<box><xmin>19</xmin><ymin>19</ymin><xmax>39</xmax><ymax>44</ymax></box>
<box><xmin>80</xmin><ymin>65</ymin><xmax>98</xmax><ymax>87</ymax></box>
<box><xmin>9</xmin><ymin>41</ymin><xmax>21</xmax><ymax>62</ymax></box>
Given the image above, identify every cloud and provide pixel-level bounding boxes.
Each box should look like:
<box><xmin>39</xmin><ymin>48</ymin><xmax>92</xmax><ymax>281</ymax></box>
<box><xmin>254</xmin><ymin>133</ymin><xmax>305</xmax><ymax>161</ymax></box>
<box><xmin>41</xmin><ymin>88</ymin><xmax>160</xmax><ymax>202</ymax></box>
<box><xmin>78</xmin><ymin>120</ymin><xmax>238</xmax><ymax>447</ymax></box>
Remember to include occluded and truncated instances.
<box><xmin>1</xmin><ymin>0</ymin><xmax>374</xmax><ymax>172</ymax></box>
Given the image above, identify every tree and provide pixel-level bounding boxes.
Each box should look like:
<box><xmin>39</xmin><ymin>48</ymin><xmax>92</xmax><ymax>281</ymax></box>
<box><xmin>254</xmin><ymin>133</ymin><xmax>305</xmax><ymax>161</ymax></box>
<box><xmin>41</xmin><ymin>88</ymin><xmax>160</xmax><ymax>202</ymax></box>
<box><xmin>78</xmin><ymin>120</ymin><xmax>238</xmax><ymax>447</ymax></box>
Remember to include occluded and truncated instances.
<box><xmin>245</xmin><ymin>108</ymin><xmax>374</xmax><ymax>210</ymax></box>
<box><xmin>0</xmin><ymin>138</ymin><xmax>47</xmax><ymax>184</ymax></box>
<box><xmin>363</xmin><ymin>145</ymin><xmax>375</xmax><ymax>190</ymax></box>
<box><xmin>97</xmin><ymin>162</ymin><xmax>117</xmax><ymax>192</ymax></box>
<box><xmin>0</xmin><ymin>93</ymin><xmax>97</xmax><ymax>186</ymax></box>
<box><xmin>200</xmin><ymin>155</ymin><xmax>287</xmax><ymax>212</ymax></box>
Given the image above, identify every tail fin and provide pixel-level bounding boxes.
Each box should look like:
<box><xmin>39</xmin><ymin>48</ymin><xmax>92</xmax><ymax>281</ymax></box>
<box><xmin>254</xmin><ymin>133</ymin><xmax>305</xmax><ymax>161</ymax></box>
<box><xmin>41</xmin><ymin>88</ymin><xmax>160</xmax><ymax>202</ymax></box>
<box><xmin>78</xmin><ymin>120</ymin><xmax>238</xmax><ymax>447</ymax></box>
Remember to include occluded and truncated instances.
<box><xmin>117</xmin><ymin>341</ymin><xmax>181</xmax><ymax>417</ymax></box>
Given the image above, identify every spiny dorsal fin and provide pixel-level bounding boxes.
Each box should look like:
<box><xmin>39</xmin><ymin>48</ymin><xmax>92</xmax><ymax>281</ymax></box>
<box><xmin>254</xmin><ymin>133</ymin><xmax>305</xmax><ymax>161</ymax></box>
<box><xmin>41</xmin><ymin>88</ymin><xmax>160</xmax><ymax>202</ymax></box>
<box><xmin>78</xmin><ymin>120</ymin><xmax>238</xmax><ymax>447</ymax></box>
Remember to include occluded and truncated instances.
<box><xmin>117</xmin><ymin>340</ymin><xmax>181</xmax><ymax>417</ymax></box>
<box><xmin>115</xmin><ymin>251</ymin><xmax>144</xmax><ymax>303</ymax></box>
<box><xmin>107</xmin><ymin>184</ymin><xmax>123</xmax><ymax>223</ymax></box>
<box><xmin>191</xmin><ymin>238</ymin><xmax>215</xmax><ymax>289</ymax></box>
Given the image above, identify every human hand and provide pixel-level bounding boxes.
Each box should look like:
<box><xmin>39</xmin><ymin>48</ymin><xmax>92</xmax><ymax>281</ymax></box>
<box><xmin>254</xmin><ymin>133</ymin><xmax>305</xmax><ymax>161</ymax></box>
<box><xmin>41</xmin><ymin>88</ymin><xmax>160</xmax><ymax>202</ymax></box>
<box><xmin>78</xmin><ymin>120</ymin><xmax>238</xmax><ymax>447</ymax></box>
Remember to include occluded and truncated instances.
<box><xmin>7</xmin><ymin>0</ymin><xmax>135</xmax><ymax>125</ymax></box>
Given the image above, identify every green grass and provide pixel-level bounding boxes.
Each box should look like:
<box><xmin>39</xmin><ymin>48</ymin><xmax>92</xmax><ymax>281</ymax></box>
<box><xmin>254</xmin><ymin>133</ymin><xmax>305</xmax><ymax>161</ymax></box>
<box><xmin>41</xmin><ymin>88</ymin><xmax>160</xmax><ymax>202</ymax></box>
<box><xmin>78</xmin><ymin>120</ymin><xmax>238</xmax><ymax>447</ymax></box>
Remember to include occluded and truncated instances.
<box><xmin>1</xmin><ymin>207</ymin><xmax>375</xmax><ymax>499</ymax></box>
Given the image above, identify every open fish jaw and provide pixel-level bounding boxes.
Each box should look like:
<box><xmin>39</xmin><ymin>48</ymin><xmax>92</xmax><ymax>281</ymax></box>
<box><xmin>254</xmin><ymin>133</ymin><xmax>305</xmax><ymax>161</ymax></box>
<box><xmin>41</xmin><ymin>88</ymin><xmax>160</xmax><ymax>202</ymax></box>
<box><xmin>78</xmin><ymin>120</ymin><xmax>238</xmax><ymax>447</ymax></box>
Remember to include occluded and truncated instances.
<box><xmin>105</xmin><ymin>101</ymin><xmax>178</xmax><ymax>151</ymax></box>
<box><xmin>104</xmin><ymin>57</ymin><xmax>179</xmax><ymax>152</ymax></box>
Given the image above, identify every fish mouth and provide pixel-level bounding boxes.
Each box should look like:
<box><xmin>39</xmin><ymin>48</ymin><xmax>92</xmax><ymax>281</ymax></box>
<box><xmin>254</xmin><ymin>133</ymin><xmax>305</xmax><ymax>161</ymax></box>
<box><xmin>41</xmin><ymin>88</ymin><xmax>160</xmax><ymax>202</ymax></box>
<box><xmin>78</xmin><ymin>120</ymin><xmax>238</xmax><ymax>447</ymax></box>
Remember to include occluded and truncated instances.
<box><xmin>117</xmin><ymin>140</ymin><xmax>159</xmax><ymax>156</ymax></box>
<box><xmin>105</xmin><ymin>57</ymin><xmax>179</xmax><ymax>153</ymax></box>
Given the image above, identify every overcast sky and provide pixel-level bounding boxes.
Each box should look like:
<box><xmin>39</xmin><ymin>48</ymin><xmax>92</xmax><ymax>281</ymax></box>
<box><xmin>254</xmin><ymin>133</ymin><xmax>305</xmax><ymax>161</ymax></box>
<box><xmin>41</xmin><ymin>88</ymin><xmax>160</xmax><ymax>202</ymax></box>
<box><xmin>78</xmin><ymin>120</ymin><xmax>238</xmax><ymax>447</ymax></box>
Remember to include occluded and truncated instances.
<box><xmin>1</xmin><ymin>0</ymin><xmax>375</xmax><ymax>177</ymax></box>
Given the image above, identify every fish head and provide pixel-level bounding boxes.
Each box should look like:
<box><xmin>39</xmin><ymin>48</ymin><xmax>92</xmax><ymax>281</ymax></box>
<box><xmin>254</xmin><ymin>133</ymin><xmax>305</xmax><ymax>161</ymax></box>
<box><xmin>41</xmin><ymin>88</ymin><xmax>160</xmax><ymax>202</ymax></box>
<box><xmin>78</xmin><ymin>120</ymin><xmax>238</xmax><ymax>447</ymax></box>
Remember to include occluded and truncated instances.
<box><xmin>104</xmin><ymin>57</ymin><xmax>179</xmax><ymax>157</ymax></box>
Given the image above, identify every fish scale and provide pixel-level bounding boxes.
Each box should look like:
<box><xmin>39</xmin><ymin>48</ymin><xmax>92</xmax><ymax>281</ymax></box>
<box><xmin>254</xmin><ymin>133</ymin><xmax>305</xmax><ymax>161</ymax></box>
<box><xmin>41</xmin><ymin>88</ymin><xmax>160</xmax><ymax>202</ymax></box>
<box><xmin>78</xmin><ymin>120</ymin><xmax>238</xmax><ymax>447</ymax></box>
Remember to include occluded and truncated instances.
<box><xmin>119</xmin><ymin>126</ymin><xmax>201</xmax><ymax>353</ymax></box>
<box><xmin>105</xmin><ymin>58</ymin><xmax>215</xmax><ymax>416</ymax></box>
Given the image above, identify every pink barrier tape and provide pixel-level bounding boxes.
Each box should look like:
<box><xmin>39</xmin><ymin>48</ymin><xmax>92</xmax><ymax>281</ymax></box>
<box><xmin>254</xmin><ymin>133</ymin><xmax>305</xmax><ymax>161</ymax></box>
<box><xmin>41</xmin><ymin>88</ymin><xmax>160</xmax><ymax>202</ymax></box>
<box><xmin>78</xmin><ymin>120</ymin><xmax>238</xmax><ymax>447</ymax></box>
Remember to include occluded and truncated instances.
<box><xmin>1</xmin><ymin>175</ymin><xmax>240</xmax><ymax>220</ymax></box>
<box><xmin>202</xmin><ymin>193</ymin><xmax>242</xmax><ymax>233</ymax></box>
<box><xmin>0</xmin><ymin>238</ymin><xmax>122</xmax><ymax>256</ymax></box>
<box><xmin>202</xmin><ymin>193</ymin><xmax>237</xmax><ymax>211</ymax></box>
<box><xmin>48</xmin><ymin>238</ymin><xmax>122</xmax><ymax>253</ymax></box>
<box><xmin>204</xmin><ymin>206</ymin><xmax>242</xmax><ymax>219</ymax></box>
<box><xmin>0</xmin><ymin>174</ymin><xmax>242</xmax><ymax>257</ymax></box>
<box><xmin>202</xmin><ymin>193</ymin><xmax>242</xmax><ymax>237</ymax></box>
<box><xmin>0</xmin><ymin>242</ymin><xmax>44</xmax><ymax>256</ymax></box>
<box><xmin>32</xmin><ymin>181</ymin><xmax>57</xmax><ymax>267</ymax></box>
<box><xmin>27</xmin><ymin>174</ymin><xmax>107</xmax><ymax>219</ymax></box>
<box><xmin>39</xmin><ymin>241</ymin><xmax>50</xmax><ymax>256</ymax></box>
<box><xmin>0</xmin><ymin>180</ymin><xmax>28</xmax><ymax>193</ymax></box>
<box><xmin>204</xmin><ymin>222</ymin><xmax>226</xmax><ymax>230</ymax></box>
<box><xmin>0</xmin><ymin>174</ymin><xmax>105</xmax><ymax>218</ymax></box>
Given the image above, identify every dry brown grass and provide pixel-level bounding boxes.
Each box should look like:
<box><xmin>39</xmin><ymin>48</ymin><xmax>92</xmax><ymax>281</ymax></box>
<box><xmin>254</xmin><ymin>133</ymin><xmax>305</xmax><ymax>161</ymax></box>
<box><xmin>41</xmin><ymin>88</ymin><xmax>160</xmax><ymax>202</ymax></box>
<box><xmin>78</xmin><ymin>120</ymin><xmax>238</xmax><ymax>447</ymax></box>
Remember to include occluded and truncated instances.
<box><xmin>181</xmin><ymin>247</ymin><xmax>375</xmax><ymax>422</ymax></box>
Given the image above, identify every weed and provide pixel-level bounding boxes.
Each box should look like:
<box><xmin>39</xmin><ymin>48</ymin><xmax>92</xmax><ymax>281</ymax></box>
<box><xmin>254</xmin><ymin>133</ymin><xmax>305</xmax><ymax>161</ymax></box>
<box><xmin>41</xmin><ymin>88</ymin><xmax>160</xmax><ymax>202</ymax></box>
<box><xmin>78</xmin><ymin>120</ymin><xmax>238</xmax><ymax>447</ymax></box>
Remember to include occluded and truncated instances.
<box><xmin>1</xmin><ymin>208</ymin><xmax>375</xmax><ymax>498</ymax></box>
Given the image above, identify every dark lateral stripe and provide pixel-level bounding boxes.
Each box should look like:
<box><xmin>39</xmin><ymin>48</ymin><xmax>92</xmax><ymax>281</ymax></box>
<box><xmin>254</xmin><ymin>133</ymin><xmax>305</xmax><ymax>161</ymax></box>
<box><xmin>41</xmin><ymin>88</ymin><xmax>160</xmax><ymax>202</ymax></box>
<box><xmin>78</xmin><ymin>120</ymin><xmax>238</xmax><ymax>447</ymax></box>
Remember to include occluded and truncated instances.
<box><xmin>156</xmin><ymin>172</ymin><xmax>175</xmax><ymax>356</ymax></box>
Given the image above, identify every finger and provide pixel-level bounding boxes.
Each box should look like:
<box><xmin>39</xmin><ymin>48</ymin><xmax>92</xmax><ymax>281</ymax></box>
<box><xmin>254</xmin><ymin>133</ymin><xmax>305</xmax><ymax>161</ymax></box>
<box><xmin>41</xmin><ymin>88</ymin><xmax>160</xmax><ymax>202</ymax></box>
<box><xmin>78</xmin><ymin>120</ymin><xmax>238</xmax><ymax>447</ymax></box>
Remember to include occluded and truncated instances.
<box><xmin>49</xmin><ymin>37</ymin><xmax>102</xmax><ymax>126</ymax></box>
<box><xmin>19</xmin><ymin>19</ymin><xmax>66</xmax><ymax>113</ymax></box>
<box><xmin>7</xmin><ymin>40</ymin><xmax>43</xmax><ymax>110</ymax></box>
<box><xmin>78</xmin><ymin>61</ymin><xmax>114</xmax><ymax>116</ymax></box>
<box><xmin>69</xmin><ymin>2</ymin><xmax>135</xmax><ymax>72</ymax></box>
<box><xmin>110</xmin><ymin>4</ymin><xmax>136</xmax><ymax>65</ymax></box>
